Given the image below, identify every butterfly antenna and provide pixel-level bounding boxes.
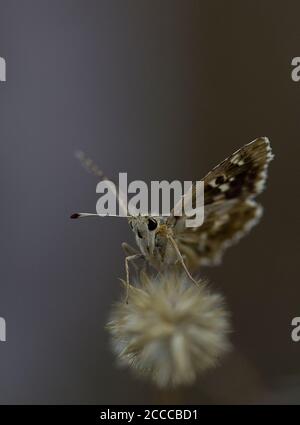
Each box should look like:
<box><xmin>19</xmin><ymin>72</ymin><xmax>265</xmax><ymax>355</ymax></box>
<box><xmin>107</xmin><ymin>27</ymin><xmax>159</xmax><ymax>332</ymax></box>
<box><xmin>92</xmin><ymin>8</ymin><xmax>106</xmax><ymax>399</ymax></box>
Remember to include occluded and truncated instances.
<box><xmin>70</xmin><ymin>212</ymin><xmax>99</xmax><ymax>219</ymax></box>
<box><xmin>72</xmin><ymin>150</ymin><xmax>128</xmax><ymax>217</ymax></box>
<box><xmin>70</xmin><ymin>212</ymin><xmax>123</xmax><ymax>219</ymax></box>
<box><xmin>74</xmin><ymin>150</ymin><xmax>113</xmax><ymax>181</ymax></box>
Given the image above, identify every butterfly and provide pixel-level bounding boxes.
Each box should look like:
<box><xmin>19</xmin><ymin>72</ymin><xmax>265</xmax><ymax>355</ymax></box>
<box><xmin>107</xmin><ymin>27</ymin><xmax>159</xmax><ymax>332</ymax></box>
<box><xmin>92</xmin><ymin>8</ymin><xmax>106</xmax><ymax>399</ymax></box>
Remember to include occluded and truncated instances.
<box><xmin>71</xmin><ymin>137</ymin><xmax>273</xmax><ymax>295</ymax></box>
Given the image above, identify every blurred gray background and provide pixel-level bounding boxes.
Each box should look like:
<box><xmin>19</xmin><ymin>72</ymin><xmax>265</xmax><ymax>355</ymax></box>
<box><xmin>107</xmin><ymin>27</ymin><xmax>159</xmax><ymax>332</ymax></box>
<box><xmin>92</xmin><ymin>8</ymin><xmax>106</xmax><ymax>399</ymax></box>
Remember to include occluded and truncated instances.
<box><xmin>0</xmin><ymin>0</ymin><xmax>299</xmax><ymax>404</ymax></box>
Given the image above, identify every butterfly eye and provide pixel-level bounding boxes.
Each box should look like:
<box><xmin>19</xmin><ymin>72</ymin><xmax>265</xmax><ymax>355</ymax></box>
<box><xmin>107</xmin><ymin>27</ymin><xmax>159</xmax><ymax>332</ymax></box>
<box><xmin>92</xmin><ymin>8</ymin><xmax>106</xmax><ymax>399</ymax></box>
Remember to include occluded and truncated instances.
<box><xmin>147</xmin><ymin>218</ymin><xmax>157</xmax><ymax>231</ymax></box>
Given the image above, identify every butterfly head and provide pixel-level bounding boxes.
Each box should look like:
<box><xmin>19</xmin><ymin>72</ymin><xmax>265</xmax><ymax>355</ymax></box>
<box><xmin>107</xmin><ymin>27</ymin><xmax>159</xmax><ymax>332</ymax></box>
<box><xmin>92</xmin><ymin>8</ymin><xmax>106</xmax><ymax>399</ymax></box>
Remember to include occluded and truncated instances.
<box><xmin>128</xmin><ymin>216</ymin><xmax>160</xmax><ymax>256</ymax></box>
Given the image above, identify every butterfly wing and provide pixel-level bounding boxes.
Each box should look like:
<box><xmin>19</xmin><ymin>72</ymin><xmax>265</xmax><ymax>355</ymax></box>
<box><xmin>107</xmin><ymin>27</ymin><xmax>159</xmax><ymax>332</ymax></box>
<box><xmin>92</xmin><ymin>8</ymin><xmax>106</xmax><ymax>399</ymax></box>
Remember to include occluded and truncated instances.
<box><xmin>167</xmin><ymin>137</ymin><xmax>274</xmax><ymax>268</ymax></box>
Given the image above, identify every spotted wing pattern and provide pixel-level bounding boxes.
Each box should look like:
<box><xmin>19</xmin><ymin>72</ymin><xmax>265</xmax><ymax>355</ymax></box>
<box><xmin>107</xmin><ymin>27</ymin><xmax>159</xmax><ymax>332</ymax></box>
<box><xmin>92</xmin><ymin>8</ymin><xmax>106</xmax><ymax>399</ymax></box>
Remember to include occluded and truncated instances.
<box><xmin>167</xmin><ymin>137</ymin><xmax>274</xmax><ymax>268</ymax></box>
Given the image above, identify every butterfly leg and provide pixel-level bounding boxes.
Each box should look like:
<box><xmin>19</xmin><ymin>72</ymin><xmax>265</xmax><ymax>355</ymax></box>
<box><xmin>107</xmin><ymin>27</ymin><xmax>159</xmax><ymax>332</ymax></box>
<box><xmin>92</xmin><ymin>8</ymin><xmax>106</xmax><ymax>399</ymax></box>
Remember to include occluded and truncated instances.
<box><xmin>168</xmin><ymin>235</ymin><xmax>200</xmax><ymax>287</ymax></box>
<box><xmin>122</xmin><ymin>242</ymin><xmax>141</xmax><ymax>273</ymax></box>
<box><xmin>125</xmin><ymin>253</ymin><xmax>143</xmax><ymax>303</ymax></box>
<box><xmin>122</xmin><ymin>242</ymin><xmax>138</xmax><ymax>257</ymax></box>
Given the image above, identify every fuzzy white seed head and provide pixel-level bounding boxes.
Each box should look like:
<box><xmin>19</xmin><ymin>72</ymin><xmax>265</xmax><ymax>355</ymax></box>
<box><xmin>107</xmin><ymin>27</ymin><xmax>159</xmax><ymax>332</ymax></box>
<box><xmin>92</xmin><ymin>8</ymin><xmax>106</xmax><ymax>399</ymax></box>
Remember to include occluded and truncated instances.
<box><xmin>107</xmin><ymin>272</ymin><xmax>231</xmax><ymax>388</ymax></box>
